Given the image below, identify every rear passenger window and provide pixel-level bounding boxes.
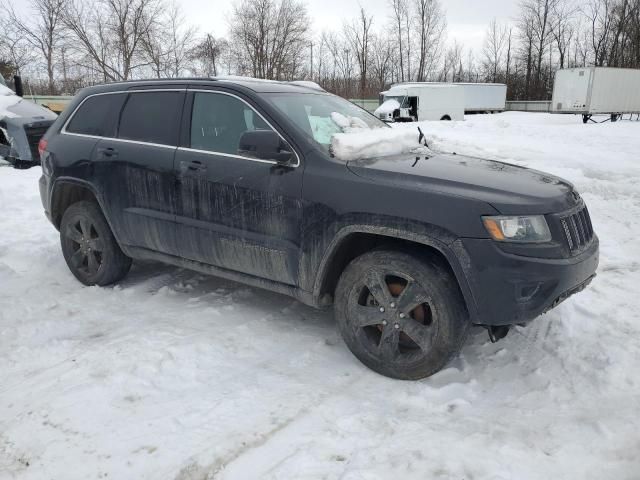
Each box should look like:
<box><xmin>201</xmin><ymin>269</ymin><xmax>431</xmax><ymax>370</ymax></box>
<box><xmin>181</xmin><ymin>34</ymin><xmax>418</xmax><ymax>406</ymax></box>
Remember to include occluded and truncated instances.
<box><xmin>118</xmin><ymin>91</ymin><xmax>183</xmax><ymax>146</ymax></box>
<box><xmin>190</xmin><ymin>92</ymin><xmax>272</xmax><ymax>155</ymax></box>
<box><xmin>66</xmin><ymin>93</ymin><xmax>126</xmax><ymax>137</ymax></box>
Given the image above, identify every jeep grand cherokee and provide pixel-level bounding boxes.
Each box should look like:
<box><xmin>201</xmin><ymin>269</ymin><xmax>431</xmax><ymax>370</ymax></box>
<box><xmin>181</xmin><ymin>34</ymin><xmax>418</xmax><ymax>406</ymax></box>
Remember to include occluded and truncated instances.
<box><xmin>38</xmin><ymin>78</ymin><xmax>599</xmax><ymax>379</ymax></box>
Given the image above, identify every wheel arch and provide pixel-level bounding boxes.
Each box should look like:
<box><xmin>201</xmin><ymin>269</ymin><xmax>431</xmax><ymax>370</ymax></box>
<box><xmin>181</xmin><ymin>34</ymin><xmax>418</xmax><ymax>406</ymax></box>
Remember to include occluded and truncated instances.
<box><xmin>50</xmin><ymin>178</ymin><xmax>127</xmax><ymax>251</ymax></box>
<box><xmin>50</xmin><ymin>179</ymin><xmax>101</xmax><ymax>229</ymax></box>
<box><xmin>312</xmin><ymin>225</ymin><xmax>477</xmax><ymax>321</ymax></box>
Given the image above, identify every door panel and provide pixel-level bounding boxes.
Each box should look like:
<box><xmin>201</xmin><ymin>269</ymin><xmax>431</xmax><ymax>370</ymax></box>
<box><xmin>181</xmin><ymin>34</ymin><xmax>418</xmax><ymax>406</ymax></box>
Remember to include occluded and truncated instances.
<box><xmin>174</xmin><ymin>91</ymin><xmax>303</xmax><ymax>285</ymax></box>
<box><xmin>97</xmin><ymin>140</ymin><xmax>181</xmax><ymax>255</ymax></box>
<box><xmin>96</xmin><ymin>90</ymin><xmax>185</xmax><ymax>256</ymax></box>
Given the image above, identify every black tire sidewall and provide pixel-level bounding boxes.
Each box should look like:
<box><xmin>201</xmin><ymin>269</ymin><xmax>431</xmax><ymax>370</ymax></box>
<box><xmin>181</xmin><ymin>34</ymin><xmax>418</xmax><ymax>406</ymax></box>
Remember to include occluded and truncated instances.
<box><xmin>60</xmin><ymin>201</ymin><xmax>131</xmax><ymax>286</ymax></box>
<box><xmin>334</xmin><ymin>250</ymin><xmax>469</xmax><ymax>380</ymax></box>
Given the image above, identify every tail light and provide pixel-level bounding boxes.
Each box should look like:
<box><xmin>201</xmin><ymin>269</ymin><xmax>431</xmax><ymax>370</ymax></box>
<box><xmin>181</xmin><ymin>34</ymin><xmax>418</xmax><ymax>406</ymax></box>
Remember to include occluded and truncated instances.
<box><xmin>38</xmin><ymin>138</ymin><xmax>48</xmax><ymax>157</ymax></box>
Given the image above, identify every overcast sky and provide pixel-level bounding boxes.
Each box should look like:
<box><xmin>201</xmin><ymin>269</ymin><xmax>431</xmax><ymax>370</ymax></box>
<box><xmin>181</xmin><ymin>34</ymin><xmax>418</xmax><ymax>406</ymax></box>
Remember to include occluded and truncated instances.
<box><xmin>178</xmin><ymin>0</ymin><xmax>519</xmax><ymax>51</ymax></box>
<box><xmin>11</xmin><ymin>0</ymin><xmax>520</xmax><ymax>52</ymax></box>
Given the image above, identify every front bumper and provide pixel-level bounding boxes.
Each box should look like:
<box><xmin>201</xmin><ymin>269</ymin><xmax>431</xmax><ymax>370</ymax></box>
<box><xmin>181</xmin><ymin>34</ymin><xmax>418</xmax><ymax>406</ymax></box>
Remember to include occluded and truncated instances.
<box><xmin>458</xmin><ymin>236</ymin><xmax>599</xmax><ymax>326</ymax></box>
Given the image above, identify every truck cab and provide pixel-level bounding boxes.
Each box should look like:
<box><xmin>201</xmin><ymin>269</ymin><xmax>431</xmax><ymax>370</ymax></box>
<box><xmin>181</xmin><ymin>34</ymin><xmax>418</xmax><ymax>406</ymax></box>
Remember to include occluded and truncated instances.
<box><xmin>376</xmin><ymin>84</ymin><xmax>465</xmax><ymax>122</ymax></box>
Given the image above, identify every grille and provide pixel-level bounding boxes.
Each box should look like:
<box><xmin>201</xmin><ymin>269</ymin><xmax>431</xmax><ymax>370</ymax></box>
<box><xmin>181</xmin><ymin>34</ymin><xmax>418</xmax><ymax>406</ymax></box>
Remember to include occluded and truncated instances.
<box><xmin>560</xmin><ymin>205</ymin><xmax>594</xmax><ymax>253</ymax></box>
<box><xmin>24</xmin><ymin>125</ymin><xmax>49</xmax><ymax>161</ymax></box>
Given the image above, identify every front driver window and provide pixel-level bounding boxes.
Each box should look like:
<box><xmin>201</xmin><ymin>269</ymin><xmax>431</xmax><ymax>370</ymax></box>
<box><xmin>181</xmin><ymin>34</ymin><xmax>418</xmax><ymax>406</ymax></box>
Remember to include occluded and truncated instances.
<box><xmin>190</xmin><ymin>92</ymin><xmax>271</xmax><ymax>155</ymax></box>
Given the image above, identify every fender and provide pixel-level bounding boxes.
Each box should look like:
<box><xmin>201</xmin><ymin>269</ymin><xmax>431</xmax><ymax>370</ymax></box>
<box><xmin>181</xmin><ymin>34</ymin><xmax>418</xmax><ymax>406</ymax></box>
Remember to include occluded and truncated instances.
<box><xmin>50</xmin><ymin>176</ymin><xmax>129</xmax><ymax>253</ymax></box>
<box><xmin>311</xmin><ymin>223</ymin><xmax>480</xmax><ymax>322</ymax></box>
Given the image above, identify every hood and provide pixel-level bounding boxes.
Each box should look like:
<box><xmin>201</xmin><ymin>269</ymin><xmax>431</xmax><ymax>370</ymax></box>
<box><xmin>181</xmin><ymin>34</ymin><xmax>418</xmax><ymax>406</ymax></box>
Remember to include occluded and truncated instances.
<box><xmin>374</xmin><ymin>99</ymin><xmax>400</xmax><ymax>116</ymax></box>
<box><xmin>0</xmin><ymin>95</ymin><xmax>58</xmax><ymax>121</ymax></box>
<box><xmin>347</xmin><ymin>152</ymin><xmax>576</xmax><ymax>215</ymax></box>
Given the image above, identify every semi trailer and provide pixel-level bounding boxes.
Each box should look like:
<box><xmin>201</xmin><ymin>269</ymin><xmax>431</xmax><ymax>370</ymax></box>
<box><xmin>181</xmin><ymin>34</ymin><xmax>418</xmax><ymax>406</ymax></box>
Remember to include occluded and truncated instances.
<box><xmin>551</xmin><ymin>67</ymin><xmax>640</xmax><ymax>123</ymax></box>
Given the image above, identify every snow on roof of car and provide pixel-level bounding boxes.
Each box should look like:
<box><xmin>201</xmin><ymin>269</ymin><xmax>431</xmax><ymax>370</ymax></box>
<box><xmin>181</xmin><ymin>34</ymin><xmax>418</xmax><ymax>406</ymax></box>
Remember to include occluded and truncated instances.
<box><xmin>216</xmin><ymin>76</ymin><xmax>327</xmax><ymax>93</ymax></box>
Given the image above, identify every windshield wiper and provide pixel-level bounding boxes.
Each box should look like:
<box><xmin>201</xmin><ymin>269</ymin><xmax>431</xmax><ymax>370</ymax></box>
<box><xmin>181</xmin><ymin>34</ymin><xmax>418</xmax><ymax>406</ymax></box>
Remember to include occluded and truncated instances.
<box><xmin>417</xmin><ymin>126</ymin><xmax>429</xmax><ymax>149</ymax></box>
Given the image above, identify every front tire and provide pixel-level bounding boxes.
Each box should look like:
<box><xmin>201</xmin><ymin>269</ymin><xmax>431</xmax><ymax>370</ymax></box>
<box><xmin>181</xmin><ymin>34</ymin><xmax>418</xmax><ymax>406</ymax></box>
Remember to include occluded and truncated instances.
<box><xmin>334</xmin><ymin>250</ymin><xmax>469</xmax><ymax>380</ymax></box>
<box><xmin>60</xmin><ymin>201</ymin><xmax>132</xmax><ymax>286</ymax></box>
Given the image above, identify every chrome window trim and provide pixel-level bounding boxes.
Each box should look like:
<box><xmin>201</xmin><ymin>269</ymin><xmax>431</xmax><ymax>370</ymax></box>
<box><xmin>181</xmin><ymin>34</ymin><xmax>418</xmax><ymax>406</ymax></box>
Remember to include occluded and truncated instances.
<box><xmin>60</xmin><ymin>87</ymin><xmax>301</xmax><ymax>167</ymax></box>
<box><xmin>61</xmin><ymin>88</ymin><xmax>186</xmax><ymax>141</ymax></box>
<box><xmin>176</xmin><ymin>146</ymin><xmax>283</xmax><ymax>164</ymax></box>
<box><xmin>60</xmin><ymin>132</ymin><xmax>177</xmax><ymax>150</ymax></box>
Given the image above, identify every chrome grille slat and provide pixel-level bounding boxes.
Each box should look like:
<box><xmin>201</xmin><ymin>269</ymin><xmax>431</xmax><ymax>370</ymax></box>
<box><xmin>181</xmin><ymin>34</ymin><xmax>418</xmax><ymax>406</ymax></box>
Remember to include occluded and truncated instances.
<box><xmin>560</xmin><ymin>204</ymin><xmax>594</xmax><ymax>255</ymax></box>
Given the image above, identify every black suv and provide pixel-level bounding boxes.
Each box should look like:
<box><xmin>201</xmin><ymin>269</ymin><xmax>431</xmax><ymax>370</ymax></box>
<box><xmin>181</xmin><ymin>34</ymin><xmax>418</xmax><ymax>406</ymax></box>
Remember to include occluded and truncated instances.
<box><xmin>39</xmin><ymin>78</ymin><xmax>599</xmax><ymax>379</ymax></box>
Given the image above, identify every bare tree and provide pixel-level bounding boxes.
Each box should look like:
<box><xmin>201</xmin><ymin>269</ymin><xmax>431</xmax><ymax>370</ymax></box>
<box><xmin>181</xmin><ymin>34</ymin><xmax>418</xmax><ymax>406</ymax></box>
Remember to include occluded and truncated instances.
<box><xmin>505</xmin><ymin>27</ymin><xmax>513</xmax><ymax>82</ymax></box>
<box><xmin>190</xmin><ymin>34</ymin><xmax>228</xmax><ymax>76</ymax></box>
<box><xmin>517</xmin><ymin>0</ymin><xmax>554</xmax><ymax>98</ymax></box>
<box><xmin>63</xmin><ymin>0</ymin><xmax>162</xmax><ymax>81</ymax></box>
<box><xmin>368</xmin><ymin>33</ymin><xmax>394</xmax><ymax>90</ymax></box>
<box><xmin>5</xmin><ymin>0</ymin><xmax>66</xmax><ymax>94</ymax></box>
<box><xmin>142</xmin><ymin>1</ymin><xmax>196</xmax><ymax>77</ymax></box>
<box><xmin>440</xmin><ymin>40</ymin><xmax>462</xmax><ymax>81</ymax></box>
<box><xmin>0</xmin><ymin>16</ymin><xmax>38</xmax><ymax>76</ymax></box>
<box><xmin>229</xmin><ymin>0</ymin><xmax>309</xmax><ymax>80</ymax></box>
<box><xmin>389</xmin><ymin>0</ymin><xmax>408</xmax><ymax>81</ymax></box>
<box><xmin>344</xmin><ymin>7</ymin><xmax>374</xmax><ymax>97</ymax></box>
<box><xmin>414</xmin><ymin>0</ymin><xmax>446</xmax><ymax>81</ymax></box>
<box><xmin>322</xmin><ymin>30</ymin><xmax>354</xmax><ymax>96</ymax></box>
<box><xmin>483</xmin><ymin>18</ymin><xmax>507</xmax><ymax>82</ymax></box>
<box><xmin>550</xmin><ymin>0</ymin><xmax>576</xmax><ymax>68</ymax></box>
<box><xmin>584</xmin><ymin>0</ymin><xmax>615</xmax><ymax>65</ymax></box>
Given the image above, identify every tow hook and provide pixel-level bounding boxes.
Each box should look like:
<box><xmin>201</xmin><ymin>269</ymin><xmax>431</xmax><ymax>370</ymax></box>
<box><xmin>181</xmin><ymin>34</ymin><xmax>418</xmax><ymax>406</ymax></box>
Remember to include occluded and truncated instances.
<box><xmin>485</xmin><ymin>325</ymin><xmax>511</xmax><ymax>343</ymax></box>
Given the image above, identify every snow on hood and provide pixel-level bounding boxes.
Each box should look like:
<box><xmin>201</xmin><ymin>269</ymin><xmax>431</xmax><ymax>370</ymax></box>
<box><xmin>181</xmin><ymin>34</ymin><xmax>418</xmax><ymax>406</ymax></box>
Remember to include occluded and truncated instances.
<box><xmin>0</xmin><ymin>85</ymin><xmax>21</xmax><ymax>118</ymax></box>
<box><xmin>374</xmin><ymin>99</ymin><xmax>400</xmax><ymax>116</ymax></box>
<box><xmin>331</xmin><ymin>123</ymin><xmax>430</xmax><ymax>161</ymax></box>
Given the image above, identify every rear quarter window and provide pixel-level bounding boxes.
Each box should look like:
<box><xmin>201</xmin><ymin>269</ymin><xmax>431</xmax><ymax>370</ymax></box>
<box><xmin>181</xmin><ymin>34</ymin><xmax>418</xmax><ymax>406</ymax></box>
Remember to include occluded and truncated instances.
<box><xmin>118</xmin><ymin>91</ymin><xmax>183</xmax><ymax>146</ymax></box>
<box><xmin>65</xmin><ymin>93</ymin><xmax>126</xmax><ymax>137</ymax></box>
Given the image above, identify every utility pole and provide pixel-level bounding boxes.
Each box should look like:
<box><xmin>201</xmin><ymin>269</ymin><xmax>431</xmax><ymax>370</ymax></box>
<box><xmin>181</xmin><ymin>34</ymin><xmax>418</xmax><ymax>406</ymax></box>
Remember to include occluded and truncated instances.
<box><xmin>310</xmin><ymin>41</ymin><xmax>314</xmax><ymax>80</ymax></box>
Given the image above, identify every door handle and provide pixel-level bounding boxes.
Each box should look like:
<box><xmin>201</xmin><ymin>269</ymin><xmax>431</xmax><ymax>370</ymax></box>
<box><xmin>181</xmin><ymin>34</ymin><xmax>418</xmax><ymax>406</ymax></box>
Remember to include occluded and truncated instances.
<box><xmin>97</xmin><ymin>147</ymin><xmax>118</xmax><ymax>159</ymax></box>
<box><xmin>180</xmin><ymin>160</ymin><xmax>207</xmax><ymax>173</ymax></box>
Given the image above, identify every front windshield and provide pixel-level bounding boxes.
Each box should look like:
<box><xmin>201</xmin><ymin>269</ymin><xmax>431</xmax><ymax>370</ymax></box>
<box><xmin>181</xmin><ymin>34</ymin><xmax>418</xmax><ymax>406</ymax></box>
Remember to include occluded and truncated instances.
<box><xmin>385</xmin><ymin>96</ymin><xmax>410</xmax><ymax>108</ymax></box>
<box><xmin>0</xmin><ymin>73</ymin><xmax>6</xmax><ymax>87</ymax></box>
<box><xmin>265</xmin><ymin>93</ymin><xmax>388</xmax><ymax>150</ymax></box>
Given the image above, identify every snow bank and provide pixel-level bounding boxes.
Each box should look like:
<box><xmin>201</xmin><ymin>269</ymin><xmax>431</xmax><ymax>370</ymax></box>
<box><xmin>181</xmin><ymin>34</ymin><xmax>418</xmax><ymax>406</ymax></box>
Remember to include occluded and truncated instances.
<box><xmin>374</xmin><ymin>98</ymin><xmax>400</xmax><ymax>116</ymax></box>
<box><xmin>1</xmin><ymin>112</ymin><xmax>640</xmax><ymax>479</ymax></box>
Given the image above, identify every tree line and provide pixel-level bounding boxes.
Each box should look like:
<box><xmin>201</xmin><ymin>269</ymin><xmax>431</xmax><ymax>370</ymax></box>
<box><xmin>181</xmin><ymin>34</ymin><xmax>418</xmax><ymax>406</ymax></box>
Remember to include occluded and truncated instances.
<box><xmin>1</xmin><ymin>0</ymin><xmax>640</xmax><ymax>100</ymax></box>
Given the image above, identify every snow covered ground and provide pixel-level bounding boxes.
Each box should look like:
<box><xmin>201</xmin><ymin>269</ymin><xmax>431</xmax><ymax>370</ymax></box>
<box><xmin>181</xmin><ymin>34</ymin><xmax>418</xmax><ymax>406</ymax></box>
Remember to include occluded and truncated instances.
<box><xmin>1</xmin><ymin>112</ymin><xmax>639</xmax><ymax>479</ymax></box>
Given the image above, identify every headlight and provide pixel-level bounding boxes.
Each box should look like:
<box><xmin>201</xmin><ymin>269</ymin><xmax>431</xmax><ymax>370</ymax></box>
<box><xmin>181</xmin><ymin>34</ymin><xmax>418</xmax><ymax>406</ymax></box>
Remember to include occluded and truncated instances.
<box><xmin>482</xmin><ymin>215</ymin><xmax>551</xmax><ymax>243</ymax></box>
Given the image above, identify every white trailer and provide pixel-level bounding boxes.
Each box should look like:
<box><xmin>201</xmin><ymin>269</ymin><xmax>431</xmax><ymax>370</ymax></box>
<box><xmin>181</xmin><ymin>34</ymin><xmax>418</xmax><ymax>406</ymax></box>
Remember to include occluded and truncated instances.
<box><xmin>551</xmin><ymin>67</ymin><xmax>640</xmax><ymax>123</ymax></box>
<box><xmin>455</xmin><ymin>82</ymin><xmax>507</xmax><ymax>113</ymax></box>
<box><xmin>375</xmin><ymin>84</ymin><xmax>464</xmax><ymax>122</ymax></box>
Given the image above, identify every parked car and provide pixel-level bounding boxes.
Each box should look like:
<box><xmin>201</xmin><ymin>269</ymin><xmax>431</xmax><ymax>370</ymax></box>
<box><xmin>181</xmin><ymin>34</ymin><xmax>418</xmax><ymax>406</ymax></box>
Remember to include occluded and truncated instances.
<box><xmin>376</xmin><ymin>84</ymin><xmax>465</xmax><ymax>122</ymax></box>
<box><xmin>0</xmin><ymin>76</ymin><xmax>58</xmax><ymax>168</ymax></box>
<box><xmin>551</xmin><ymin>67</ymin><xmax>640</xmax><ymax>123</ymax></box>
<box><xmin>39</xmin><ymin>78</ymin><xmax>599</xmax><ymax>379</ymax></box>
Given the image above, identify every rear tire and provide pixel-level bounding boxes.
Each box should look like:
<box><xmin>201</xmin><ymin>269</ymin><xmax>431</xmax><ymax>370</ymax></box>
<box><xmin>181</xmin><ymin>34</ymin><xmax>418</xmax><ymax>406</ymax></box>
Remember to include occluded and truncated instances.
<box><xmin>334</xmin><ymin>250</ymin><xmax>469</xmax><ymax>380</ymax></box>
<box><xmin>60</xmin><ymin>201</ymin><xmax>132</xmax><ymax>286</ymax></box>
<box><xmin>440</xmin><ymin>115</ymin><xmax>452</xmax><ymax>121</ymax></box>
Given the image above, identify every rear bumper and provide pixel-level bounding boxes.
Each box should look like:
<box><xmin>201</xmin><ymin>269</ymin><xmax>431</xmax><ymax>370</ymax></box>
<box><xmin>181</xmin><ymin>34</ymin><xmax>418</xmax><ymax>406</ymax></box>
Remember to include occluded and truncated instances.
<box><xmin>39</xmin><ymin>174</ymin><xmax>54</xmax><ymax>225</ymax></box>
<box><xmin>459</xmin><ymin>236</ymin><xmax>599</xmax><ymax>326</ymax></box>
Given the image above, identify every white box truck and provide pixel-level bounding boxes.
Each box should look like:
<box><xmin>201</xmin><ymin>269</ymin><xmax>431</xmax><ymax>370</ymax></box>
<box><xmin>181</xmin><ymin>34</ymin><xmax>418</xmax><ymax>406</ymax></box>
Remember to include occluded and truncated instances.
<box><xmin>551</xmin><ymin>67</ymin><xmax>640</xmax><ymax>123</ymax></box>
<box><xmin>420</xmin><ymin>82</ymin><xmax>506</xmax><ymax>113</ymax></box>
<box><xmin>375</xmin><ymin>84</ymin><xmax>464</xmax><ymax>122</ymax></box>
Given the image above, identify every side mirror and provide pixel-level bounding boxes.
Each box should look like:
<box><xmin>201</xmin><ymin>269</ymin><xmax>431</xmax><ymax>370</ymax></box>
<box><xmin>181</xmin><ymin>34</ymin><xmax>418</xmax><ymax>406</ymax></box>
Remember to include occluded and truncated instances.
<box><xmin>238</xmin><ymin>130</ymin><xmax>294</xmax><ymax>165</ymax></box>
